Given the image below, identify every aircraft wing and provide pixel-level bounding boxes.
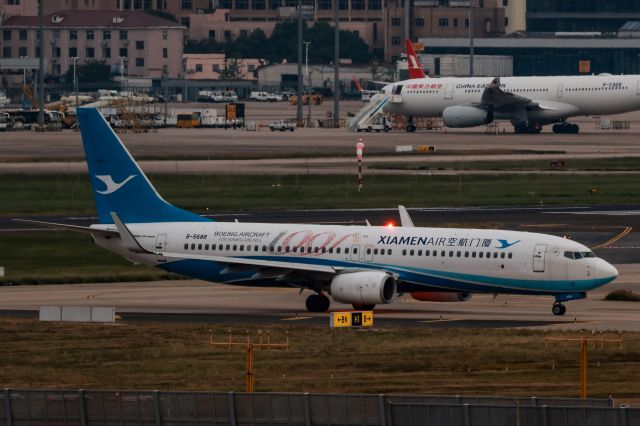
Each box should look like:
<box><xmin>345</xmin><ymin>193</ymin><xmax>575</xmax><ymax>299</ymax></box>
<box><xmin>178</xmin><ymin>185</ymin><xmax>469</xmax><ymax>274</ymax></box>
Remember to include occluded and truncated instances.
<box><xmin>478</xmin><ymin>77</ymin><xmax>533</xmax><ymax>111</ymax></box>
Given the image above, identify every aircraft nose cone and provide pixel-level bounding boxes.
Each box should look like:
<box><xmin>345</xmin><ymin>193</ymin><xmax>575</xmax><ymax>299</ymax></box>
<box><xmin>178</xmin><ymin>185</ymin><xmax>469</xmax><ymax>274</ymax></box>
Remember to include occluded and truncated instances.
<box><xmin>596</xmin><ymin>259</ymin><xmax>618</xmax><ymax>282</ymax></box>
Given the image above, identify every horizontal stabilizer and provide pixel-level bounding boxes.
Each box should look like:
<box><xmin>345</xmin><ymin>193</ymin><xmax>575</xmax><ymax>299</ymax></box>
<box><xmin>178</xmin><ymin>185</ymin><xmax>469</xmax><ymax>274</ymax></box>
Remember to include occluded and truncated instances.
<box><xmin>13</xmin><ymin>218</ymin><xmax>118</xmax><ymax>237</ymax></box>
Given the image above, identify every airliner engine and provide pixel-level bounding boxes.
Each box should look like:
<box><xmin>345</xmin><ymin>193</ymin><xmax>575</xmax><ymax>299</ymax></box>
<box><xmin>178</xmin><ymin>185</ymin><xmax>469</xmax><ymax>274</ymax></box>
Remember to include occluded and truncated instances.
<box><xmin>410</xmin><ymin>292</ymin><xmax>472</xmax><ymax>302</ymax></box>
<box><xmin>442</xmin><ymin>106</ymin><xmax>494</xmax><ymax>128</ymax></box>
<box><xmin>330</xmin><ymin>271</ymin><xmax>397</xmax><ymax>305</ymax></box>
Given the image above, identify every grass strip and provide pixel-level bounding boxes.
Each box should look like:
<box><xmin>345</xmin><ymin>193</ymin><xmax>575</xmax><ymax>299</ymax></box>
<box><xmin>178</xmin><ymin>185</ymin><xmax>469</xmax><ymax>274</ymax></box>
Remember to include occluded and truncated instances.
<box><xmin>2</xmin><ymin>173</ymin><xmax>640</xmax><ymax>217</ymax></box>
<box><xmin>369</xmin><ymin>157</ymin><xmax>640</xmax><ymax>172</ymax></box>
<box><xmin>0</xmin><ymin>319</ymin><xmax>638</xmax><ymax>402</ymax></box>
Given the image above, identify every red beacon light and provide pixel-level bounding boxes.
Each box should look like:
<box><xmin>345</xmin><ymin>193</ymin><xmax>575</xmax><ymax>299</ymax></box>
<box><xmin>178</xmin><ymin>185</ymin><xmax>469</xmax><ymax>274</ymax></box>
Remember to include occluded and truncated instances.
<box><xmin>386</xmin><ymin>221</ymin><xmax>395</xmax><ymax>228</ymax></box>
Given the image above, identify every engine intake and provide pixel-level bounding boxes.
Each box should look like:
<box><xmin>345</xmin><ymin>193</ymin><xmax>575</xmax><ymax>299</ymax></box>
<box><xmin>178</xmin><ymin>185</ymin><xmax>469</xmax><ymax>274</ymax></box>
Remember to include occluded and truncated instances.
<box><xmin>410</xmin><ymin>292</ymin><xmax>472</xmax><ymax>302</ymax></box>
<box><xmin>443</xmin><ymin>106</ymin><xmax>494</xmax><ymax>128</ymax></box>
<box><xmin>330</xmin><ymin>271</ymin><xmax>397</xmax><ymax>305</ymax></box>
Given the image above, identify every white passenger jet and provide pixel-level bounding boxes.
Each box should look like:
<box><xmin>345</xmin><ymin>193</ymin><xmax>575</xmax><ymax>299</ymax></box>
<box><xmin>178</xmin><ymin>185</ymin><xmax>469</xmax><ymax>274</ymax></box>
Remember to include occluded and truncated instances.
<box><xmin>376</xmin><ymin>47</ymin><xmax>640</xmax><ymax>134</ymax></box>
<box><xmin>21</xmin><ymin>108</ymin><xmax>618</xmax><ymax>315</ymax></box>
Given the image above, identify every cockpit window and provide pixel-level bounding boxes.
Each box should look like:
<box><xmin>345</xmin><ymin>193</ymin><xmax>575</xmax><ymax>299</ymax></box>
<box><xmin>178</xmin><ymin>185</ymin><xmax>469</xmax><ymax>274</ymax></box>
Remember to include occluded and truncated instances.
<box><xmin>564</xmin><ymin>251</ymin><xmax>595</xmax><ymax>260</ymax></box>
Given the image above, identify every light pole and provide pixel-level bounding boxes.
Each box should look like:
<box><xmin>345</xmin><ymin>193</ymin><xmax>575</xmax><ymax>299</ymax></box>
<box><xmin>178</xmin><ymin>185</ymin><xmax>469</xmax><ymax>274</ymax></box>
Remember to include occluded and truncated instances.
<box><xmin>304</xmin><ymin>41</ymin><xmax>311</xmax><ymax>127</ymax></box>
<box><xmin>72</xmin><ymin>57</ymin><xmax>79</xmax><ymax>109</ymax></box>
<box><xmin>296</xmin><ymin>0</ymin><xmax>303</xmax><ymax>127</ymax></box>
<box><xmin>469</xmin><ymin>0</ymin><xmax>475</xmax><ymax>76</ymax></box>
<box><xmin>119</xmin><ymin>56</ymin><xmax>127</xmax><ymax>93</ymax></box>
<box><xmin>19</xmin><ymin>56</ymin><xmax>28</xmax><ymax>109</ymax></box>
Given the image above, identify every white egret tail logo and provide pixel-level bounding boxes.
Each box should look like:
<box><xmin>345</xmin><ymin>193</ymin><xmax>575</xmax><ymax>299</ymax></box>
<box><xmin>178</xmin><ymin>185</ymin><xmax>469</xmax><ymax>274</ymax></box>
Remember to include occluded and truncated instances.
<box><xmin>95</xmin><ymin>175</ymin><xmax>136</xmax><ymax>194</ymax></box>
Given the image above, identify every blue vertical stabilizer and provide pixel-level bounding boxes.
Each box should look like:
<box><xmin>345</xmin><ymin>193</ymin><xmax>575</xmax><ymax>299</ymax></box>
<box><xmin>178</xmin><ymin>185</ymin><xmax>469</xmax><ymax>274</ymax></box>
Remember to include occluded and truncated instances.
<box><xmin>77</xmin><ymin>108</ymin><xmax>210</xmax><ymax>224</ymax></box>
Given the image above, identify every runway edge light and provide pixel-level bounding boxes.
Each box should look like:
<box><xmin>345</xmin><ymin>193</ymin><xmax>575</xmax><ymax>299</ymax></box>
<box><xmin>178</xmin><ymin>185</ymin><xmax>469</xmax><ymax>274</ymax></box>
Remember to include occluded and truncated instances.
<box><xmin>330</xmin><ymin>311</ymin><xmax>374</xmax><ymax>328</ymax></box>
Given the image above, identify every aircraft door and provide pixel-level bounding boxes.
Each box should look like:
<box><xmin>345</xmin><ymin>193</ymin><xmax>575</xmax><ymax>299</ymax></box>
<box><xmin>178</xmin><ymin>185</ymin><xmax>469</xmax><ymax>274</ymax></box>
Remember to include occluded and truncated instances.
<box><xmin>533</xmin><ymin>244</ymin><xmax>547</xmax><ymax>273</ymax></box>
<box><xmin>363</xmin><ymin>245</ymin><xmax>374</xmax><ymax>262</ymax></box>
<box><xmin>557</xmin><ymin>84</ymin><xmax>564</xmax><ymax>98</ymax></box>
<box><xmin>154</xmin><ymin>234</ymin><xmax>167</xmax><ymax>262</ymax></box>
<box><xmin>444</xmin><ymin>84</ymin><xmax>454</xmax><ymax>100</ymax></box>
<box><xmin>393</xmin><ymin>84</ymin><xmax>403</xmax><ymax>95</ymax></box>
<box><xmin>350</xmin><ymin>245</ymin><xmax>361</xmax><ymax>262</ymax></box>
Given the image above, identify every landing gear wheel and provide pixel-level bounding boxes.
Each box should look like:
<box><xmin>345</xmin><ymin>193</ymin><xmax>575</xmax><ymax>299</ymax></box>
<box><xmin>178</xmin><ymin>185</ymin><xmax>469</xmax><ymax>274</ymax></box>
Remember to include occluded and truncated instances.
<box><xmin>529</xmin><ymin>123</ymin><xmax>542</xmax><ymax>134</ymax></box>
<box><xmin>552</xmin><ymin>302</ymin><xmax>566</xmax><ymax>316</ymax></box>
<box><xmin>406</xmin><ymin>124</ymin><xmax>416</xmax><ymax>132</ymax></box>
<box><xmin>552</xmin><ymin>123</ymin><xmax>580</xmax><ymax>134</ymax></box>
<box><xmin>352</xmin><ymin>303</ymin><xmax>376</xmax><ymax>311</ymax></box>
<box><xmin>306</xmin><ymin>294</ymin><xmax>330</xmax><ymax>312</ymax></box>
<box><xmin>514</xmin><ymin>123</ymin><xmax>527</xmax><ymax>134</ymax></box>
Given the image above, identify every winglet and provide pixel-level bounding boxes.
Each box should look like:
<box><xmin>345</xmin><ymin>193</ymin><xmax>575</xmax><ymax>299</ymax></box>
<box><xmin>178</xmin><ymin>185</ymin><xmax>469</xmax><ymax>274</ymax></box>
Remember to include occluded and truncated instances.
<box><xmin>110</xmin><ymin>212</ymin><xmax>151</xmax><ymax>253</ymax></box>
<box><xmin>405</xmin><ymin>39</ymin><xmax>427</xmax><ymax>79</ymax></box>
<box><xmin>398</xmin><ymin>205</ymin><xmax>415</xmax><ymax>227</ymax></box>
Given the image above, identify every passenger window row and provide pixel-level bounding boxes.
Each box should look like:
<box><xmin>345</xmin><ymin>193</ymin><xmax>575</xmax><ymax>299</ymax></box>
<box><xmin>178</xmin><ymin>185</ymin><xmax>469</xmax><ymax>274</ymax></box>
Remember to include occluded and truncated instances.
<box><xmin>400</xmin><ymin>248</ymin><xmax>512</xmax><ymax>259</ymax></box>
<box><xmin>182</xmin><ymin>243</ymin><xmax>373</xmax><ymax>256</ymax></box>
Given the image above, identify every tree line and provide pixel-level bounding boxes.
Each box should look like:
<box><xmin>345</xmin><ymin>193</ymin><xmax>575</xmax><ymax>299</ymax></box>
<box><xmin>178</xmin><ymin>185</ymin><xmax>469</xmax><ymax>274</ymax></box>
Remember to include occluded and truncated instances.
<box><xmin>185</xmin><ymin>21</ymin><xmax>373</xmax><ymax>64</ymax></box>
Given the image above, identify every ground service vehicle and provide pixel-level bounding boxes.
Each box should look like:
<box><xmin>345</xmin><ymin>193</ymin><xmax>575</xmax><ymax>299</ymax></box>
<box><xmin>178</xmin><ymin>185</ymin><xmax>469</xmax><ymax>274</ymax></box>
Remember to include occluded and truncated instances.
<box><xmin>269</xmin><ymin>119</ymin><xmax>296</xmax><ymax>131</ymax></box>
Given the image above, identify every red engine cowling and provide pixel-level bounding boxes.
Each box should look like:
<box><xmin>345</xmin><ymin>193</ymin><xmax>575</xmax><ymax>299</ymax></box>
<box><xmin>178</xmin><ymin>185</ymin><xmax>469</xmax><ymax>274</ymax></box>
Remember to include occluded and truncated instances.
<box><xmin>410</xmin><ymin>292</ymin><xmax>472</xmax><ymax>302</ymax></box>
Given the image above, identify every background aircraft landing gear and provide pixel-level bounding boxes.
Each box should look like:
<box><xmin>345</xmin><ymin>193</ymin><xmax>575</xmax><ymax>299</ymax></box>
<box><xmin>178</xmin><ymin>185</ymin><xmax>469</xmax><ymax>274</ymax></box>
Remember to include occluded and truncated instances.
<box><xmin>552</xmin><ymin>302</ymin><xmax>567</xmax><ymax>316</ymax></box>
<box><xmin>552</xmin><ymin>122</ymin><xmax>579</xmax><ymax>134</ymax></box>
<box><xmin>352</xmin><ymin>303</ymin><xmax>376</xmax><ymax>311</ymax></box>
<box><xmin>514</xmin><ymin>122</ymin><xmax>542</xmax><ymax>134</ymax></box>
<box><xmin>406</xmin><ymin>116</ymin><xmax>416</xmax><ymax>132</ymax></box>
<box><xmin>306</xmin><ymin>293</ymin><xmax>330</xmax><ymax>312</ymax></box>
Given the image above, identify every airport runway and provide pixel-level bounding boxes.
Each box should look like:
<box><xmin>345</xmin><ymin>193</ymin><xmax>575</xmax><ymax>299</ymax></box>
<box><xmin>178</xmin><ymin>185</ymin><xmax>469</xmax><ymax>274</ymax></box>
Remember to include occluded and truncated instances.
<box><xmin>0</xmin><ymin>267</ymin><xmax>638</xmax><ymax>330</ymax></box>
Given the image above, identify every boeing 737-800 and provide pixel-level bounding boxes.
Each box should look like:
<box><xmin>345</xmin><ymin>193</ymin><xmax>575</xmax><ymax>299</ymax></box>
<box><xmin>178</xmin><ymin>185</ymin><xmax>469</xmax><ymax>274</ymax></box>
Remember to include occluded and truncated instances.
<box><xmin>376</xmin><ymin>54</ymin><xmax>640</xmax><ymax>134</ymax></box>
<box><xmin>22</xmin><ymin>109</ymin><xmax>618</xmax><ymax>315</ymax></box>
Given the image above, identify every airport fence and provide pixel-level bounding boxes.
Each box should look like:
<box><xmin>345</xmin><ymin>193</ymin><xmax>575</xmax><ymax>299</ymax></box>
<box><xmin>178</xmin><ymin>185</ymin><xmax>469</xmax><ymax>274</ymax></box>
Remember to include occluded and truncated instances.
<box><xmin>0</xmin><ymin>388</ymin><xmax>635</xmax><ymax>426</ymax></box>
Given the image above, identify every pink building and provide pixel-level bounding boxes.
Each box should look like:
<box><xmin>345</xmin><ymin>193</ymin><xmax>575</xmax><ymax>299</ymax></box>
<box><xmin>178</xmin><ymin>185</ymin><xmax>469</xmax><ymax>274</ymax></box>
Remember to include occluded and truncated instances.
<box><xmin>184</xmin><ymin>53</ymin><xmax>264</xmax><ymax>80</ymax></box>
<box><xmin>0</xmin><ymin>10</ymin><xmax>185</xmax><ymax>79</ymax></box>
<box><xmin>0</xmin><ymin>0</ymin><xmax>38</xmax><ymax>18</ymax></box>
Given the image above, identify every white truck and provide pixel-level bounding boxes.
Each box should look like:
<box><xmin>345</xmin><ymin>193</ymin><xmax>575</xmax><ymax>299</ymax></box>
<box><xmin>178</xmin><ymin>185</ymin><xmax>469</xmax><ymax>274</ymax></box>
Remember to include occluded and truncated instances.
<box><xmin>250</xmin><ymin>91</ymin><xmax>282</xmax><ymax>102</ymax></box>
<box><xmin>357</xmin><ymin>115</ymin><xmax>392</xmax><ymax>132</ymax></box>
<box><xmin>269</xmin><ymin>119</ymin><xmax>296</xmax><ymax>131</ymax></box>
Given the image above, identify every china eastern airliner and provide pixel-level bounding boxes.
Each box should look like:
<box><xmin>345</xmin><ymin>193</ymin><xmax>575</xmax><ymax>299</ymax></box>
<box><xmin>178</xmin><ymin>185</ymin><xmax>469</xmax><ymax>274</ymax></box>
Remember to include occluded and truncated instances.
<box><xmin>22</xmin><ymin>108</ymin><xmax>618</xmax><ymax>315</ymax></box>
<box><xmin>371</xmin><ymin>41</ymin><xmax>640</xmax><ymax>134</ymax></box>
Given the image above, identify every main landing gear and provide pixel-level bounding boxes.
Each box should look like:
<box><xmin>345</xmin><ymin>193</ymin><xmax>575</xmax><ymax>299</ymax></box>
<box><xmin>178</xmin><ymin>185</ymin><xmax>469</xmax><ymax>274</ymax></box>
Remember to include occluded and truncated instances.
<box><xmin>306</xmin><ymin>293</ymin><xmax>330</xmax><ymax>312</ymax></box>
<box><xmin>552</xmin><ymin>302</ymin><xmax>567</xmax><ymax>316</ymax></box>
<box><xmin>514</xmin><ymin>122</ymin><xmax>542</xmax><ymax>134</ymax></box>
<box><xmin>552</xmin><ymin>122</ymin><xmax>579</xmax><ymax>134</ymax></box>
<box><xmin>406</xmin><ymin>116</ymin><xmax>417</xmax><ymax>132</ymax></box>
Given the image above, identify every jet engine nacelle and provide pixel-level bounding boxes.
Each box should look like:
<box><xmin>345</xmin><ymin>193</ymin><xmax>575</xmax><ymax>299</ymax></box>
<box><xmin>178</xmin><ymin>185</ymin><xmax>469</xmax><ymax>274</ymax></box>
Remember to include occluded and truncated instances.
<box><xmin>330</xmin><ymin>271</ymin><xmax>397</xmax><ymax>305</ymax></box>
<box><xmin>410</xmin><ymin>291</ymin><xmax>472</xmax><ymax>302</ymax></box>
<box><xmin>442</xmin><ymin>106</ymin><xmax>494</xmax><ymax>128</ymax></box>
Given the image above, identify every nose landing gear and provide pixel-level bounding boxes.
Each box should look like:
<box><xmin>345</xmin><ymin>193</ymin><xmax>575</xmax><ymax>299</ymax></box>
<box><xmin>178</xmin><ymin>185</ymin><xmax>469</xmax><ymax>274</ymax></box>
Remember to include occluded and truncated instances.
<box><xmin>552</xmin><ymin>302</ymin><xmax>567</xmax><ymax>316</ymax></box>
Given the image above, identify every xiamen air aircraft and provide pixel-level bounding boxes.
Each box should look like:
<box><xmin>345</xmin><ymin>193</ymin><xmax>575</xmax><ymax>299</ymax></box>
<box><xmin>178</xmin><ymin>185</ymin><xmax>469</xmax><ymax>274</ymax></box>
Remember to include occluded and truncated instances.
<box><xmin>370</xmin><ymin>42</ymin><xmax>640</xmax><ymax>134</ymax></box>
<box><xmin>23</xmin><ymin>108</ymin><xmax>618</xmax><ymax>316</ymax></box>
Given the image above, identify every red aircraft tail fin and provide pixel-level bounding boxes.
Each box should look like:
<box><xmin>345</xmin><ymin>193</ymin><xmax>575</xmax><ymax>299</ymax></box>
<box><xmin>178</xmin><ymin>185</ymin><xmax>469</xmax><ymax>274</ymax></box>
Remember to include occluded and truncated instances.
<box><xmin>406</xmin><ymin>39</ymin><xmax>427</xmax><ymax>79</ymax></box>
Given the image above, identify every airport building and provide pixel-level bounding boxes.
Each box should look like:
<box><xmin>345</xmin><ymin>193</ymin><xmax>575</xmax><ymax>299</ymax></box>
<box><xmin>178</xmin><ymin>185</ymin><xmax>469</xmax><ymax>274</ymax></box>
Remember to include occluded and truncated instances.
<box><xmin>419</xmin><ymin>31</ymin><xmax>640</xmax><ymax>76</ymax></box>
<box><xmin>0</xmin><ymin>10</ymin><xmax>185</xmax><ymax>80</ymax></box>
<box><xmin>1</xmin><ymin>0</ymin><xmax>506</xmax><ymax>61</ymax></box>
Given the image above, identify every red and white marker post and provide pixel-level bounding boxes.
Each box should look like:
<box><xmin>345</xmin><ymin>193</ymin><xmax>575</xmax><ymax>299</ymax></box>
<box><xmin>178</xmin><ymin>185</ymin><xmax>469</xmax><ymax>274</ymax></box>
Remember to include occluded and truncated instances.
<box><xmin>356</xmin><ymin>139</ymin><xmax>365</xmax><ymax>192</ymax></box>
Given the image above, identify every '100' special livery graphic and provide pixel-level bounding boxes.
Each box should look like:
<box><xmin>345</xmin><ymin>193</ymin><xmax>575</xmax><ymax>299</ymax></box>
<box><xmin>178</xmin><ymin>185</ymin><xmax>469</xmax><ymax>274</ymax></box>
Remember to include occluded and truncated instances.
<box><xmin>23</xmin><ymin>109</ymin><xmax>618</xmax><ymax>315</ymax></box>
